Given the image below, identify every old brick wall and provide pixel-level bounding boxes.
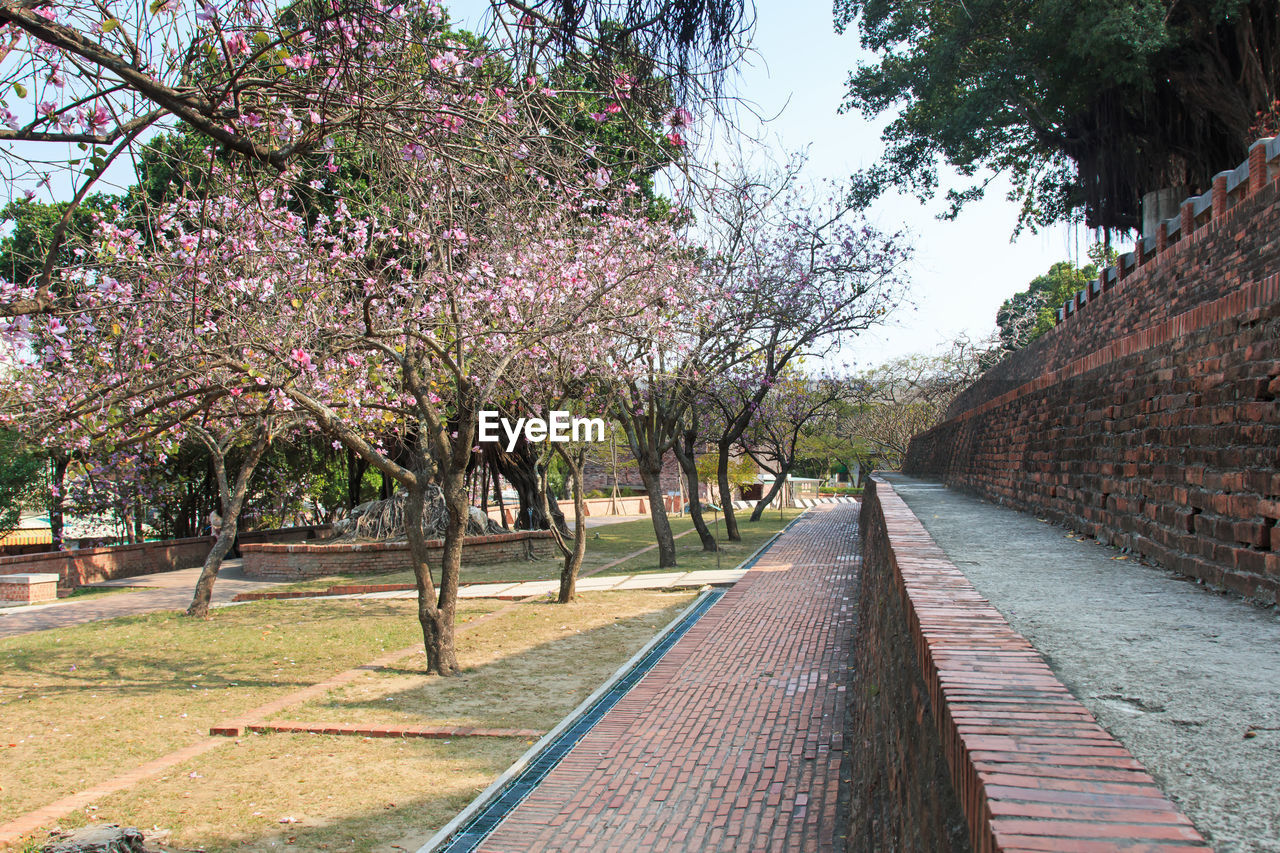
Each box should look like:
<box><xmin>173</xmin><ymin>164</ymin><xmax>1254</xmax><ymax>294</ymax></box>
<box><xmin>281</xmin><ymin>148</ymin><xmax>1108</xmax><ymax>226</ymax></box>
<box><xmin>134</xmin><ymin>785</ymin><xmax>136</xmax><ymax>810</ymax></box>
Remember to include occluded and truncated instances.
<box><xmin>847</xmin><ymin>483</ymin><xmax>972</xmax><ymax>852</ymax></box>
<box><xmin>242</xmin><ymin>531</ymin><xmax>557</xmax><ymax>580</ymax></box>
<box><xmin>849</xmin><ymin>480</ymin><xmax>1209</xmax><ymax>852</ymax></box>
<box><xmin>905</xmin><ymin>141</ymin><xmax>1280</xmax><ymax>605</ymax></box>
<box><xmin>0</xmin><ymin>537</ymin><xmax>213</xmax><ymax>587</ymax></box>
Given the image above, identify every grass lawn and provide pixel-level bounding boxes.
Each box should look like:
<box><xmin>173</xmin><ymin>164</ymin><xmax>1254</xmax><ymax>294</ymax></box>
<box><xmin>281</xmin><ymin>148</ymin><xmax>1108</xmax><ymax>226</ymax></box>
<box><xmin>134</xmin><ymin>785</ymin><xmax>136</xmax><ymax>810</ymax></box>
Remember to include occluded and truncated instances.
<box><xmin>594</xmin><ymin>508</ymin><xmax>805</xmax><ymax>577</ymax></box>
<box><xmin>3</xmin><ymin>589</ymin><xmax>696</xmax><ymax>852</ymax></box>
<box><xmin>0</xmin><ymin>598</ymin><xmax>500</xmax><ymax>825</ymax></box>
<box><xmin>264</xmin><ymin>508</ymin><xmax>807</xmax><ymax>594</ymax></box>
<box><xmin>277</xmin><ymin>590</ymin><xmax>696</xmax><ymax>731</ymax></box>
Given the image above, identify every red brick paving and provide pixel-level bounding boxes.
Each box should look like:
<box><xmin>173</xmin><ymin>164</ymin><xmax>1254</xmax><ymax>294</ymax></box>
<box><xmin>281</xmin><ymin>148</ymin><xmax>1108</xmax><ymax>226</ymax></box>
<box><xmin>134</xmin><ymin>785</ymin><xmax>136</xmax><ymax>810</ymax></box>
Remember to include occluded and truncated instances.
<box><xmin>476</xmin><ymin>503</ymin><xmax>858</xmax><ymax>852</ymax></box>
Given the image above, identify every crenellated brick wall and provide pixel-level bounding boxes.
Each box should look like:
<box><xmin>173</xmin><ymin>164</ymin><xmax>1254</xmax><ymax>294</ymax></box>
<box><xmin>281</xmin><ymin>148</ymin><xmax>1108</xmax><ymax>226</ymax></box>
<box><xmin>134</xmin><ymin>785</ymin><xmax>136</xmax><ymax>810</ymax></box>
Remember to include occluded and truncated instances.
<box><xmin>904</xmin><ymin>138</ymin><xmax>1280</xmax><ymax>605</ymax></box>
<box><xmin>241</xmin><ymin>531</ymin><xmax>557</xmax><ymax>580</ymax></box>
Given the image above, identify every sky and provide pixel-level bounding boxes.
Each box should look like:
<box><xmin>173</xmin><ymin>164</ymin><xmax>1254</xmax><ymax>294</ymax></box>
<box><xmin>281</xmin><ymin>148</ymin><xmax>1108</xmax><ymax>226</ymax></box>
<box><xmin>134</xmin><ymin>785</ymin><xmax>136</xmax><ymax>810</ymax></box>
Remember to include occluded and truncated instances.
<box><xmin>440</xmin><ymin>0</ymin><xmax>1096</xmax><ymax>367</ymax></box>
<box><xmin>717</xmin><ymin>2</ymin><xmax>1092</xmax><ymax>366</ymax></box>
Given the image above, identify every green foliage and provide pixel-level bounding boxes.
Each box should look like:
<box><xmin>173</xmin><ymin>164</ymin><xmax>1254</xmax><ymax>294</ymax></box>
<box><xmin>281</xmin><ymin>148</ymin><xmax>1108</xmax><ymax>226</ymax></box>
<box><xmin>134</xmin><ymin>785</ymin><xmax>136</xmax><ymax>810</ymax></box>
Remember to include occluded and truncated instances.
<box><xmin>995</xmin><ymin>244</ymin><xmax>1116</xmax><ymax>350</ymax></box>
<box><xmin>836</xmin><ymin>0</ymin><xmax>1280</xmax><ymax>232</ymax></box>
<box><xmin>0</xmin><ymin>429</ymin><xmax>44</xmax><ymax>533</ymax></box>
<box><xmin>996</xmin><ymin>261</ymin><xmax>1097</xmax><ymax>350</ymax></box>
<box><xmin>696</xmin><ymin>451</ymin><xmax>755</xmax><ymax>490</ymax></box>
<box><xmin>0</xmin><ymin>196</ymin><xmax>117</xmax><ymax>287</ymax></box>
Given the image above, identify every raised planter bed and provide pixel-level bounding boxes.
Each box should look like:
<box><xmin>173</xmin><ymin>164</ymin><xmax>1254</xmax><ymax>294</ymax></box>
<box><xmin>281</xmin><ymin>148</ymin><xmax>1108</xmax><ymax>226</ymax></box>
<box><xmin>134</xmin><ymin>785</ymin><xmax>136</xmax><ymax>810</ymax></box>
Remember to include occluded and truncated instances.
<box><xmin>241</xmin><ymin>530</ymin><xmax>557</xmax><ymax>580</ymax></box>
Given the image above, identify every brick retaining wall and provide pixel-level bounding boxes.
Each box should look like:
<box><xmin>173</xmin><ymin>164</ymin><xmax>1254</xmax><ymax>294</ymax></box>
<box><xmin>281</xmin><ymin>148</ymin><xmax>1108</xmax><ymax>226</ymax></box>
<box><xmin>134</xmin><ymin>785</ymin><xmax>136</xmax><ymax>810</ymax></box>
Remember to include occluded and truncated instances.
<box><xmin>904</xmin><ymin>138</ymin><xmax>1280</xmax><ymax>604</ymax></box>
<box><xmin>0</xmin><ymin>525</ymin><xmax>334</xmax><ymax>587</ymax></box>
<box><xmin>848</xmin><ymin>479</ymin><xmax>1209</xmax><ymax>852</ymax></box>
<box><xmin>0</xmin><ymin>537</ymin><xmax>213</xmax><ymax>587</ymax></box>
<box><xmin>241</xmin><ymin>531</ymin><xmax>557</xmax><ymax>580</ymax></box>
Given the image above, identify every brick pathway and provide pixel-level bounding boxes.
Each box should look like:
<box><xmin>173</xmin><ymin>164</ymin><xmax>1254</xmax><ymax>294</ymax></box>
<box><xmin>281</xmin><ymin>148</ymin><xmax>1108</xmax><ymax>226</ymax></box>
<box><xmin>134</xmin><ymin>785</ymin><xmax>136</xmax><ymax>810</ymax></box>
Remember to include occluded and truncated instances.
<box><xmin>474</xmin><ymin>502</ymin><xmax>858</xmax><ymax>852</ymax></box>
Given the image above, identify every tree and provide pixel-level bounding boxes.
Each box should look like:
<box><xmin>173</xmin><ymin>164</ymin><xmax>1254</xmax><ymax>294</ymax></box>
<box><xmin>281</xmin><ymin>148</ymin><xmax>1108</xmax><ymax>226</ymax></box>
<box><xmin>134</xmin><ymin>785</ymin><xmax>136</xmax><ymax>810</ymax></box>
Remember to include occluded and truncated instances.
<box><xmin>995</xmin><ymin>245</ymin><xmax>1117</xmax><ymax>351</ymax></box>
<box><xmin>846</xmin><ymin>338</ymin><xmax>997</xmax><ymax>468</ymax></box>
<box><xmin>995</xmin><ymin>261</ymin><xmax>1097</xmax><ymax>351</ymax></box>
<box><xmin>1</xmin><ymin>0</ymin><xmax>739</xmax><ymax>674</ymax></box>
<box><xmin>0</xmin><ymin>428</ymin><xmax>42</xmax><ymax>533</ymax></box>
<box><xmin>836</xmin><ymin>0</ymin><xmax>1280</xmax><ymax>232</ymax></box>
<box><xmin>737</xmin><ymin>372</ymin><xmax>849</xmax><ymax>522</ymax></box>
<box><xmin>698</xmin><ymin>159</ymin><xmax>909</xmax><ymax>540</ymax></box>
<box><xmin>0</xmin><ymin>0</ymin><xmax>750</xmax><ymax>319</ymax></box>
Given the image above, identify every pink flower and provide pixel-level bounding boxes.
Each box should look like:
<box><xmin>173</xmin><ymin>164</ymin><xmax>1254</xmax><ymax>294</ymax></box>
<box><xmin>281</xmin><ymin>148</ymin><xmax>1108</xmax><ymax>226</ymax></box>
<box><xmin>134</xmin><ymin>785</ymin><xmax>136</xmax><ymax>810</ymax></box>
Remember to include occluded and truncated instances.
<box><xmin>666</xmin><ymin>131</ymin><xmax>686</xmax><ymax>147</ymax></box>
<box><xmin>225</xmin><ymin>32</ymin><xmax>250</xmax><ymax>56</ymax></box>
<box><xmin>290</xmin><ymin>348</ymin><xmax>315</xmax><ymax>371</ymax></box>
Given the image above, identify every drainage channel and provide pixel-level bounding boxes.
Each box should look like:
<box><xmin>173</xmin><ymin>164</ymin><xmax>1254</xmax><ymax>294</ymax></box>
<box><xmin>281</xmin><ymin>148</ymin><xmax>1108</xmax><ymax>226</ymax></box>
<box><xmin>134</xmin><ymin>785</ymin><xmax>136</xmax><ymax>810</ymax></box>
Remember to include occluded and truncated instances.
<box><xmin>430</xmin><ymin>525</ymin><xmax>794</xmax><ymax>853</ymax></box>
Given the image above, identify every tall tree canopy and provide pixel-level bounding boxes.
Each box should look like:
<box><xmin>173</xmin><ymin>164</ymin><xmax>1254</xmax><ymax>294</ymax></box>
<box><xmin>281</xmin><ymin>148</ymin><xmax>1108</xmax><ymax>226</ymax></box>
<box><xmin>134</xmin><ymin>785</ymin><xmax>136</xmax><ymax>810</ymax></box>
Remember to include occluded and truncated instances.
<box><xmin>836</xmin><ymin>0</ymin><xmax>1280</xmax><ymax>233</ymax></box>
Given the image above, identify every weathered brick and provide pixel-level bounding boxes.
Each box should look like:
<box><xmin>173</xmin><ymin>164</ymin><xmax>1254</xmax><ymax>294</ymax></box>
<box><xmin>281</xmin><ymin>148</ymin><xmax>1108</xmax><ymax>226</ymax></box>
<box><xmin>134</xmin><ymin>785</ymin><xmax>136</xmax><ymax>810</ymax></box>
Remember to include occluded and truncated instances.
<box><xmin>903</xmin><ymin>178</ymin><xmax>1280</xmax><ymax>603</ymax></box>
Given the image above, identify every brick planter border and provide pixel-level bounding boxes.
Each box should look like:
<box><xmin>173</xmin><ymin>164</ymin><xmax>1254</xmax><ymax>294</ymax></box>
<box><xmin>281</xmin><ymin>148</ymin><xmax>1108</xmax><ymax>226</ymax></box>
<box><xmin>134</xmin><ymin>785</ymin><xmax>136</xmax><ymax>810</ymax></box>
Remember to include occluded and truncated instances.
<box><xmin>241</xmin><ymin>531</ymin><xmax>557</xmax><ymax>580</ymax></box>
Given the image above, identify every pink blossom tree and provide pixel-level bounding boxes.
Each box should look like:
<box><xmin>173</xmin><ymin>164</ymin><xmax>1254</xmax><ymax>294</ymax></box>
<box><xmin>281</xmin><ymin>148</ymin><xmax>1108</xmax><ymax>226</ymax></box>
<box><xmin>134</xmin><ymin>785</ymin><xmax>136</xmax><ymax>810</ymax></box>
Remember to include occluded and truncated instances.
<box><xmin>696</xmin><ymin>163</ymin><xmax>911</xmax><ymax>539</ymax></box>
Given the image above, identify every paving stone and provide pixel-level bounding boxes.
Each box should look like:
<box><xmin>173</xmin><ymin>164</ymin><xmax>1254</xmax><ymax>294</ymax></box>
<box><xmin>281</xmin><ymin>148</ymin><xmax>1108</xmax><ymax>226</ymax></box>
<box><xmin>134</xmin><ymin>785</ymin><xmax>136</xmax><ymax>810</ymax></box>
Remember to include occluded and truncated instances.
<box><xmin>476</xmin><ymin>504</ymin><xmax>858</xmax><ymax>852</ymax></box>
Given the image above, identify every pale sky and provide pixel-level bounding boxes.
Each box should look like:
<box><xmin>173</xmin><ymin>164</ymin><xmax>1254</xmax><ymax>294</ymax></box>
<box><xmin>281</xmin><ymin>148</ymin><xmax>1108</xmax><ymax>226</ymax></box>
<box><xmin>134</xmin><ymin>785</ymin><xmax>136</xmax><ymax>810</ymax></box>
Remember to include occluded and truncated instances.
<box><xmin>721</xmin><ymin>2</ymin><xmax>1091</xmax><ymax>366</ymax></box>
<box><xmin>446</xmin><ymin>0</ymin><xmax>1097</xmax><ymax>367</ymax></box>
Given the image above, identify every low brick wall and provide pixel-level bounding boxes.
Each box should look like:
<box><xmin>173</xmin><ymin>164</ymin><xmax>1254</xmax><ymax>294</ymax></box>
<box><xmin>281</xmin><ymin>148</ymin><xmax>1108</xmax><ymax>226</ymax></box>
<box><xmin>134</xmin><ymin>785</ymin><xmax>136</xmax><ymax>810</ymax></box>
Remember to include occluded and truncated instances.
<box><xmin>847</xmin><ymin>479</ymin><xmax>1208</xmax><ymax>852</ymax></box>
<box><xmin>241</xmin><ymin>531</ymin><xmax>557</xmax><ymax>580</ymax></box>
<box><xmin>0</xmin><ymin>537</ymin><xmax>213</xmax><ymax>587</ymax></box>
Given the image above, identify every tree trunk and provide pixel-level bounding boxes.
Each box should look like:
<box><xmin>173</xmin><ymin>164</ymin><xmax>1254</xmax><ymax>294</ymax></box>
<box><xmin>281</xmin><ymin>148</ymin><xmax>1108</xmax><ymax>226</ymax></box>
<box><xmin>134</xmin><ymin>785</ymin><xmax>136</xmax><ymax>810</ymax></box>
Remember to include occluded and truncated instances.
<box><xmin>430</xmin><ymin>468</ymin><xmax>467</xmax><ymax>676</ymax></box>
<box><xmin>187</xmin><ymin>518</ymin><xmax>241</xmax><ymax>618</ymax></box>
<box><xmin>346</xmin><ymin>449</ymin><xmax>367</xmax><ymax>509</ymax></box>
<box><xmin>492</xmin><ymin>442</ymin><xmax>566</xmax><ymax>532</ymax></box>
<box><xmin>751</xmin><ymin>471</ymin><xmax>788</xmax><ymax>522</ymax></box>
<box><xmin>715</xmin><ymin>438</ymin><xmax>741</xmax><ymax>541</ymax></box>
<box><xmin>638</xmin><ymin>456</ymin><xmax>677</xmax><ymax>568</ymax></box>
<box><xmin>672</xmin><ymin>437</ymin><xmax>716</xmax><ymax>552</ymax></box>
<box><xmin>551</xmin><ymin>449</ymin><xmax>588</xmax><ymax>603</ymax></box>
<box><xmin>49</xmin><ymin>451</ymin><xmax>67</xmax><ymax>551</ymax></box>
<box><xmin>187</xmin><ymin>427</ymin><xmax>270</xmax><ymax>619</ymax></box>
<box><xmin>493</xmin><ymin>469</ymin><xmax>509</xmax><ymax>530</ymax></box>
<box><xmin>403</xmin><ymin>479</ymin><xmax>458</xmax><ymax>676</ymax></box>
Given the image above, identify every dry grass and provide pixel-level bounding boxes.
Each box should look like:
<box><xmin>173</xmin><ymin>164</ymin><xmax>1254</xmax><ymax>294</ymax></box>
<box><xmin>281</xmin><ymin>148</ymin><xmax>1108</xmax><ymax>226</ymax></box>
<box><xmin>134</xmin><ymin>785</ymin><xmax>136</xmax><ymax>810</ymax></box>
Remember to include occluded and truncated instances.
<box><xmin>0</xmin><ymin>598</ymin><xmax>500</xmax><ymax>825</ymax></box>
<box><xmin>5</xmin><ymin>590</ymin><xmax>697</xmax><ymax>852</ymax></box>
<box><xmin>22</xmin><ymin>734</ymin><xmax>528</xmax><ymax>853</ymax></box>
<box><xmin>278</xmin><ymin>590</ymin><xmax>697</xmax><ymax>731</ymax></box>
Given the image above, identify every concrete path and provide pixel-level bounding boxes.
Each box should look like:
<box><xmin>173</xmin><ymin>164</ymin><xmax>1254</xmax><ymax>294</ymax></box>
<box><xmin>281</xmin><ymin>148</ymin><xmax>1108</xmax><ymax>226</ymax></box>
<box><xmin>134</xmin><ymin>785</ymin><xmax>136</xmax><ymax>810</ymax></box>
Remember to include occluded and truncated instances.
<box><xmin>333</xmin><ymin>568</ymin><xmax>755</xmax><ymax>602</ymax></box>
<box><xmin>472</xmin><ymin>502</ymin><xmax>858</xmax><ymax>852</ymax></box>
<box><xmin>882</xmin><ymin>474</ymin><xmax>1280</xmax><ymax>853</ymax></box>
<box><xmin>0</xmin><ymin>514</ymin><xmax>660</xmax><ymax>639</ymax></box>
<box><xmin>0</xmin><ymin>560</ymin><xmax>283</xmax><ymax>639</ymax></box>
